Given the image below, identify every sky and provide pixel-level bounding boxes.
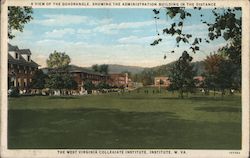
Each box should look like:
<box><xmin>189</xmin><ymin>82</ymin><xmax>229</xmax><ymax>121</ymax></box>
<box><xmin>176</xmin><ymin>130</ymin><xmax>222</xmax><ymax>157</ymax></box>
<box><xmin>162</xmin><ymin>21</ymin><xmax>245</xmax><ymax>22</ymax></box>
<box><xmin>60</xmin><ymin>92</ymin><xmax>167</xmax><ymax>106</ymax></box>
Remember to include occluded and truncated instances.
<box><xmin>10</xmin><ymin>8</ymin><xmax>240</xmax><ymax>68</ymax></box>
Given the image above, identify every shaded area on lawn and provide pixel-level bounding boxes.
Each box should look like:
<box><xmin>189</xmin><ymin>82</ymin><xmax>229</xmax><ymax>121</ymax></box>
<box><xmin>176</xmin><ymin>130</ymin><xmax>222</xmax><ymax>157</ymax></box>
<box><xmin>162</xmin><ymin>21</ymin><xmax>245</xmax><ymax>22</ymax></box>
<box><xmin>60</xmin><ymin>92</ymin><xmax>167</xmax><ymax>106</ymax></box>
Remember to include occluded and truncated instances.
<box><xmin>48</xmin><ymin>96</ymin><xmax>79</xmax><ymax>100</ymax></box>
<box><xmin>8</xmin><ymin>108</ymin><xmax>241</xmax><ymax>149</ymax></box>
<box><xmin>195</xmin><ymin>106</ymin><xmax>241</xmax><ymax>113</ymax></box>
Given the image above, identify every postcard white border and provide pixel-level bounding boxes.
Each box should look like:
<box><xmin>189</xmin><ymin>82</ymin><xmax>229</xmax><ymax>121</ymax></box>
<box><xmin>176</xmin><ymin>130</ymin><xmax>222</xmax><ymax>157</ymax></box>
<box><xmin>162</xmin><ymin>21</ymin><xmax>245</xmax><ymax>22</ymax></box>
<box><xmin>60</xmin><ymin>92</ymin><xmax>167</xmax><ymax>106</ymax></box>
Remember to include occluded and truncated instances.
<box><xmin>1</xmin><ymin>0</ymin><xmax>249</xmax><ymax>158</ymax></box>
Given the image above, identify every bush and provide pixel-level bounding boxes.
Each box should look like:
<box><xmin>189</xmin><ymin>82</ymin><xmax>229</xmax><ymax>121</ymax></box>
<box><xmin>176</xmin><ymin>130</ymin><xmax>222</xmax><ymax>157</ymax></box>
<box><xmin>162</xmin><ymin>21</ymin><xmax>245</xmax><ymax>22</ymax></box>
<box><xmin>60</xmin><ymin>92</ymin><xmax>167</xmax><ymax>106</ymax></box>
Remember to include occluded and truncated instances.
<box><xmin>8</xmin><ymin>87</ymin><xmax>19</xmax><ymax>97</ymax></box>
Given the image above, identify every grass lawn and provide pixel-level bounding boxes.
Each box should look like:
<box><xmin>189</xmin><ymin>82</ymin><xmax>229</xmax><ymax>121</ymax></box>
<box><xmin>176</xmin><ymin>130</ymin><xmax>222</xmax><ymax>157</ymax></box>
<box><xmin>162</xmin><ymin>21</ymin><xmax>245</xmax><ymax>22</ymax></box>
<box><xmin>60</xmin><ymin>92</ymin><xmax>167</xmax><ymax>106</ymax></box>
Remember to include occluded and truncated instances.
<box><xmin>8</xmin><ymin>87</ymin><xmax>242</xmax><ymax>149</ymax></box>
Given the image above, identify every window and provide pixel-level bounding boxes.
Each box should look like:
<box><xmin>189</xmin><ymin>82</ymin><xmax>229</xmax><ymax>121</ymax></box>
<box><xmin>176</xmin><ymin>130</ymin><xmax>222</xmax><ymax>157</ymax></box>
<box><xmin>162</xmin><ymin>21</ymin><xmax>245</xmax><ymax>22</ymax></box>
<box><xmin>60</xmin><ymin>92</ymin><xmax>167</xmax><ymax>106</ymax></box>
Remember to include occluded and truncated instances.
<box><xmin>15</xmin><ymin>53</ymin><xmax>18</xmax><ymax>59</ymax></box>
<box><xmin>17</xmin><ymin>78</ymin><xmax>21</xmax><ymax>87</ymax></box>
<box><xmin>24</xmin><ymin>79</ymin><xmax>27</xmax><ymax>87</ymax></box>
<box><xmin>27</xmin><ymin>55</ymin><xmax>30</xmax><ymax>61</ymax></box>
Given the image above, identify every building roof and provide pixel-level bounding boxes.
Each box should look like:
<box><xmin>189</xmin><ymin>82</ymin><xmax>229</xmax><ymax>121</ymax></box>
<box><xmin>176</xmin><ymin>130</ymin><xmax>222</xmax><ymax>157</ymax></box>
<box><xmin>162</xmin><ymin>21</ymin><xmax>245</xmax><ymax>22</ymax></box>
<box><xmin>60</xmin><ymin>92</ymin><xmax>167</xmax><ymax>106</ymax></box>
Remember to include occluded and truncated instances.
<box><xmin>8</xmin><ymin>54</ymin><xmax>39</xmax><ymax>68</ymax></box>
<box><xmin>18</xmin><ymin>49</ymin><xmax>31</xmax><ymax>55</ymax></box>
<box><xmin>8</xmin><ymin>43</ymin><xmax>39</xmax><ymax>68</ymax></box>
<box><xmin>68</xmin><ymin>65</ymin><xmax>105</xmax><ymax>76</ymax></box>
<box><xmin>41</xmin><ymin>65</ymin><xmax>107</xmax><ymax>76</ymax></box>
<box><xmin>8</xmin><ymin>43</ymin><xmax>19</xmax><ymax>51</ymax></box>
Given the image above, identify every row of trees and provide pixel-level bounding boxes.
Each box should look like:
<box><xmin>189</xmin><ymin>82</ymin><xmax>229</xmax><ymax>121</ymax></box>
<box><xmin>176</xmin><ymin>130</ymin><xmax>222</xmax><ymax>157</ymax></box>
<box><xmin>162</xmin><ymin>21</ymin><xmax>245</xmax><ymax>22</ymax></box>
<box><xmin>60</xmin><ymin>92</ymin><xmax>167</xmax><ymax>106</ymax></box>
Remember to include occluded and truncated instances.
<box><xmin>151</xmin><ymin>7</ymin><xmax>241</xmax><ymax>98</ymax></box>
<box><xmin>202</xmin><ymin>52</ymin><xmax>241</xmax><ymax>95</ymax></box>
<box><xmin>167</xmin><ymin>50</ymin><xmax>240</xmax><ymax>98</ymax></box>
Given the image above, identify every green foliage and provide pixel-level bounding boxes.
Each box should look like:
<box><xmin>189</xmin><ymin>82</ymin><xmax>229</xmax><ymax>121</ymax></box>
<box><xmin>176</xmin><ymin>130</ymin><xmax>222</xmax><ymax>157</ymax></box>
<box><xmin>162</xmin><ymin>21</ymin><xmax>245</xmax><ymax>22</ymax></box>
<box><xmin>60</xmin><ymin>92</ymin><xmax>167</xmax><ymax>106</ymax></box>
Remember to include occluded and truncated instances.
<box><xmin>216</xmin><ymin>60</ymin><xmax>236</xmax><ymax>91</ymax></box>
<box><xmin>8</xmin><ymin>6</ymin><xmax>33</xmax><ymax>39</ymax></box>
<box><xmin>45</xmin><ymin>73</ymin><xmax>64</xmax><ymax>90</ymax></box>
<box><xmin>168</xmin><ymin>51</ymin><xmax>196</xmax><ymax>98</ymax></box>
<box><xmin>8</xmin><ymin>87</ymin><xmax>19</xmax><ymax>97</ymax></box>
<box><xmin>133</xmin><ymin>71</ymin><xmax>155</xmax><ymax>85</ymax></box>
<box><xmin>83</xmin><ymin>80</ymin><xmax>95</xmax><ymax>93</ymax></box>
<box><xmin>203</xmin><ymin>53</ymin><xmax>241</xmax><ymax>94</ymax></box>
<box><xmin>45</xmin><ymin>72</ymin><xmax>77</xmax><ymax>91</ymax></box>
<box><xmin>91</xmin><ymin>64</ymin><xmax>109</xmax><ymax>75</ymax></box>
<box><xmin>152</xmin><ymin>7</ymin><xmax>242</xmax><ymax>57</ymax></box>
<box><xmin>152</xmin><ymin>7</ymin><xmax>242</xmax><ymax>92</ymax></box>
<box><xmin>47</xmin><ymin>51</ymin><xmax>71</xmax><ymax>69</ymax></box>
<box><xmin>62</xmin><ymin>74</ymin><xmax>78</xmax><ymax>90</ymax></box>
<box><xmin>92</xmin><ymin>64</ymin><xmax>99</xmax><ymax>72</ymax></box>
<box><xmin>96</xmin><ymin>81</ymin><xmax>110</xmax><ymax>89</ymax></box>
<box><xmin>31</xmin><ymin>69</ymin><xmax>47</xmax><ymax>89</ymax></box>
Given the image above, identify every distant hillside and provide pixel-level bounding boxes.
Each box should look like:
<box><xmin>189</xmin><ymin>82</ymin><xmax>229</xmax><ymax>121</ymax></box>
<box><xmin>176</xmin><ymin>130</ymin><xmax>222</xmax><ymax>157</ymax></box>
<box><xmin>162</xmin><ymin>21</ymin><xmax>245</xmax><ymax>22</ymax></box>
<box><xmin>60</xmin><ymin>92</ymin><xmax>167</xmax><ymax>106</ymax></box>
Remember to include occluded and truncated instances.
<box><xmin>87</xmin><ymin>64</ymin><xmax>145</xmax><ymax>74</ymax></box>
<box><xmin>43</xmin><ymin>62</ymin><xmax>204</xmax><ymax>76</ymax></box>
<box><xmin>192</xmin><ymin>61</ymin><xmax>205</xmax><ymax>76</ymax></box>
<box><xmin>143</xmin><ymin>61</ymin><xmax>175</xmax><ymax>76</ymax></box>
<box><xmin>143</xmin><ymin>61</ymin><xmax>205</xmax><ymax>77</ymax></box>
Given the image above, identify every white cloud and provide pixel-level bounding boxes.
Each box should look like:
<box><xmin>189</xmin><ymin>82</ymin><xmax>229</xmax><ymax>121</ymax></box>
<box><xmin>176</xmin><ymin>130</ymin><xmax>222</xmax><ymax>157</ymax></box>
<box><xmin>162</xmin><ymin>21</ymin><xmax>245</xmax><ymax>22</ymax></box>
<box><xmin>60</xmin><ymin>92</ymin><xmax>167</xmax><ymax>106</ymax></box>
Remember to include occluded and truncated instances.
<box><xmin>12</xmin><ymin>36</ymin><xmax>223</xmax><ymax>68</ymax></box>
<box><xmin>118</xmin><ymin>35</ymin><xmax>156</xmax><ymax>44</ymax></box>
<box><xmin>93</xmin><ymin>20</ymin><xmax>168</xmax><ymax>35</ymax></box>
<box><xmin>33</xmin><ymin>14</ymin><xmax>89</xmax><ymax>26</ymax></box>
<box><xmin>12</xmin><ymin>30</ymin><xmax>33</xmax><ymax>40</ymax></box>
<box><xmin>77</xmin><ymin>29</ymin><xmax>92</xmax><ymax>35</ymax></box>
<box><xmin>33</xmin><ymin>14</ymin><xmax>112</xmax><ymax>27</ymax></box>
<box><xmin>184</xmin><ymin>24</ymin><xmax>207</xmax><ymax>31</ymax></box>
<box><xmin>44</xmin><ymin>28</ymin><xmax>75</xmax><ymax>38</ymax></box>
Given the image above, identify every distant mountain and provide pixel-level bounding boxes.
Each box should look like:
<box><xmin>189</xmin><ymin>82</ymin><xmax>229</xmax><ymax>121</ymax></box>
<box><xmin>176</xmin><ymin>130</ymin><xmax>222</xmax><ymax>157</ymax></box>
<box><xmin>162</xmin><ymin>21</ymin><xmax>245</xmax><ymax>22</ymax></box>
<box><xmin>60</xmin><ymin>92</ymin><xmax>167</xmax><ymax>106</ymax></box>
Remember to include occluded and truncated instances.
<box><xmin>192</xmin><ymin>61</ymin><xmax>205</xmax><ymax>76</ymax></box>
<box><xmin>142</xmin><ymin>61</ymin><xmax>205</xmax><ymax>77</ymax></box>
<box><xmin>87</xmin><ymin>64</ymin><xmax>145</xmax><ymax>74</ymax></box>
<box><xmin>143</xmin><ymin>61</ymin><xmax>175</xmax><ymax>76</ymax></box>
<box><xmin>84</xmin><ymin>62</ymin><xmax>205</xmax><ymax>76</ymax></box>
<box><xmin>43</xmin><ymin>62</ymin><xmax>205</xmax><ymax>76</ymax></box>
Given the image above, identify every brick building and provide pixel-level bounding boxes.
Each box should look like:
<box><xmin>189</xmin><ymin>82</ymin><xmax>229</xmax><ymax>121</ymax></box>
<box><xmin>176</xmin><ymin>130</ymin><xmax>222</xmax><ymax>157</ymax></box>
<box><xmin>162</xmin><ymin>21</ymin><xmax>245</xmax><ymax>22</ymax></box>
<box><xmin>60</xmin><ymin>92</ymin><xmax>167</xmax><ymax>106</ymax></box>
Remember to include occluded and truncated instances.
<box><xmin>109</xmin><ymin>73</ymin><xmax>130</xmax><ymax>88</ymax></box>
<box><xmin>69</xmin><ymin>65</ymin><xmax>109</xmax><ymax>92</ymax></box>
<box><xmin>42</xmin><ymin>65</ymin><xmax>132</xmax><ymax>93</ymax></box>
<box><xmin>154</xmin><ymin>76</ymin><xmax>170</xmax><ymax>87</ymax></box>
<box><xmin>8</xmin><ymin>44</ymin><xmax>39</xmax><ymax>92</ymax></box>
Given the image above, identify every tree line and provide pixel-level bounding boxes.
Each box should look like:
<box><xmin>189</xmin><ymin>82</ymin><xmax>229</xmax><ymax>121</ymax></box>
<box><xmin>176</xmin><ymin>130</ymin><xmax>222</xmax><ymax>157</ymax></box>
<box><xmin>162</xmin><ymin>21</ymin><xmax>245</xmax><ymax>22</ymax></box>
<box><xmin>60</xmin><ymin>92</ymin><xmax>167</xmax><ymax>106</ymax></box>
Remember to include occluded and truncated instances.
<box><xmin>150</xmin><ymin>7</ymin><xmax>241</xmax><ymax>98</ymax></box>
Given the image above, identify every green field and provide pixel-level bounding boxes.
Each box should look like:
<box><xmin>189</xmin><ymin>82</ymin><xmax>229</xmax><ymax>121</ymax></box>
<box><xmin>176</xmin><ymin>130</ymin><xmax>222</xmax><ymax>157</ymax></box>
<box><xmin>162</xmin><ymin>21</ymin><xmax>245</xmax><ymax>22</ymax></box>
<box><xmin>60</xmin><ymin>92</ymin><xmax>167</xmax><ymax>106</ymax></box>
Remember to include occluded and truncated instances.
<box><xmin>8</xmin><ymin>88</ymin><xmax>242</xmax><ymax>149</ymax></box>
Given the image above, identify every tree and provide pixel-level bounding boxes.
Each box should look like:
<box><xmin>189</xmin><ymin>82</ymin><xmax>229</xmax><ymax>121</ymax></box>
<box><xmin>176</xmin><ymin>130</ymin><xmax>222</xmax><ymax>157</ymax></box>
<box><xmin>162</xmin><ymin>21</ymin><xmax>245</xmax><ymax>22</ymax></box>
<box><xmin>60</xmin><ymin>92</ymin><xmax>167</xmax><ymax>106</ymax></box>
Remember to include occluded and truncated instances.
<box><xmin>152</xmin><ymin>7</ymin><xmax>242</xmax><ymax>90</ymax></box>
<box><xmin>45</xmin><ymin>73</ymin><xmax>77</xmax><ymax>95</ymax></box>
<box><xmin>62</xmin><ymin>74</ymin><xmax>78</xmax><ymax>91</ymax></box>
<box><xmin>45</xmin><ymin>73</ymin><xmax>64</xmax><ymax>92</ymax></box>
<box><xmin>96</xmin><ymin>81</ymin><xmax>110</xmax><ymax>90</ymax></box>
<box><xmin>47</xmin><ymin>51</ymin><xmax>71</xmax><ymax>69</ymax></box>
<box><xmin>92</xmin><ymin>64</ymin><xmax>99</xmax><ymax>72</ymax></box>
<box><xmin>8</xmin><ymin>6</ymin><xmax>33</xmax><ymax>39</ymax></box>
<box><xmin>203</xmin><ymin>53</ymin><xmax>224</xmax><ymax>95</ymax></box>
<box><xmin>30</xmin><ymin>69</ymin><xmax>47</xmax><ymax>90</ymax></box>
<box><xmin>203</xmin><ymin>52</ymin><xmax>239</xmax><ymax>96</ymax></box>
<box><xmin>141</xmin><ymin>71</ymin><xmax>154</xmax><ymax>86</ymax></box>
<box><xmin>168</xmin><ymin>51</ymin><xmax>196</xmax><ymax>98</ymax></box>
<box><xmin>216</xmin><ymin>59</ymin><xmax>237</xmax><ymax>96</ymax></box>
<box><xmin>91</xmin><ymin>64</ymin><xmax>109</xmax><ymax>75</ymax></box>
<box><xmin>45</xmin><ymin>51</ymin><xmax>74</xmax><ymax>95</ymax></box>
<box><xmin>152</xmin><ymin>7</ymin><xmax>241</xmax><ymax>54</ymax></box>
<box><xmin>99</xmin><ymin>64</ymin><xmax>109</xmax><ymax>75</ymax></box>
<box><xmin>83</xmin><ymin>80</ymin><xmax>95</xmax><ymax>94</ymax></box>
